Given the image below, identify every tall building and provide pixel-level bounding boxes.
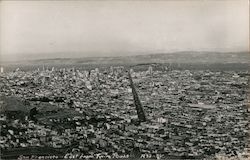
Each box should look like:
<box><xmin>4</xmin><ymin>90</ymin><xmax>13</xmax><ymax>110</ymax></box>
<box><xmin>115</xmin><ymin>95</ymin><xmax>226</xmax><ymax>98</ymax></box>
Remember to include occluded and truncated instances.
<box><xmin>130</xmin><ymin>68</ymin><xmax>134</xmax><ymax>74</ymax></box>
<box><xmin>148</xmin><ymin>66</ymin><xmax>153</xmax><ymax>75</ymax></box>
<box><xmin>0</xmin><ymin>67</ymin><xmax>3</xmax><ymax>73</ymax></box>
<box><xmin>110</xmin><ymin>66</ymin><xmax>114</xmax><ymax>75</ymax></box>
<box><xmin>95</xmin><ymin>68</ymin><xmax>99</xmax><ymax>74</ymax></box>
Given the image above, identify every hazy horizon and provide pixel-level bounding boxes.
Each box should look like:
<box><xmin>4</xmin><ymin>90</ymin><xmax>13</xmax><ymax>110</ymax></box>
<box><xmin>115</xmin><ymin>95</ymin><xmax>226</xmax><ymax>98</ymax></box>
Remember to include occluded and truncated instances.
<box><xmin>0</xmin><ymin>0</ymin><xmax>249</xmax><ymax>62</ymax></box>
<box><xmin>1</xmin><ymin>50</ymin><xmax>250</xmax><ymax>63</ymax></box>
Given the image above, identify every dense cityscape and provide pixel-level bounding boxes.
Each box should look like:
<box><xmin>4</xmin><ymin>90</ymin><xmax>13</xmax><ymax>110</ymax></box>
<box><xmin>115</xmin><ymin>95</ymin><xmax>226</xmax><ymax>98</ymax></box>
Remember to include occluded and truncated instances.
<box><xmin>0</xmin><ymin>66</ymin><xmax>249</xmax><ymax>159</ymax></box>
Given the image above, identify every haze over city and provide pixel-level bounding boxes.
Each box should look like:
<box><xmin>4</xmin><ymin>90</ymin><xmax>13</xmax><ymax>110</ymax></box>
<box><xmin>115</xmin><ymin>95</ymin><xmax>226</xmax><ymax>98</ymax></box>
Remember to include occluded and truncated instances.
<box><xmin>0</xmin><ymin>0</ymin><xmax>249</xmax><ymax>62</ymax></box>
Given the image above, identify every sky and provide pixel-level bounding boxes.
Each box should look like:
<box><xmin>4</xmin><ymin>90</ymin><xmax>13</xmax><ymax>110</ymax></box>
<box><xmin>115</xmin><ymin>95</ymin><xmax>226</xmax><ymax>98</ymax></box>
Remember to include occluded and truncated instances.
<box><xmin>0</xmin><ymin>0</ymin><xmax>249</xmax><ymax>61</ymax></box>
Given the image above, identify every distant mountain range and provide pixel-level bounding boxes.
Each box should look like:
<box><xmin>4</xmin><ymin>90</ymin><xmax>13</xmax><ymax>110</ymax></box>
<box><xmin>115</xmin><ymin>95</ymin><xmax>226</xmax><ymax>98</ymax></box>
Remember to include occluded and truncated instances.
<box><xmin>2</xmin><ymin>51</ymin><xmax>250</xmax><ymax>65</ymax></box>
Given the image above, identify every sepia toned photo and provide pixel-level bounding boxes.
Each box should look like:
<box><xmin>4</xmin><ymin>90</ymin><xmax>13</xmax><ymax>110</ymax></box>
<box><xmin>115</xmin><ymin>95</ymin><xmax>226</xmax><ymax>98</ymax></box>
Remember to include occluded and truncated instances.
<box><xmin>0</xmin><ymin>0</ymin><xmax>249</xmax><ymax>159</ymax></box>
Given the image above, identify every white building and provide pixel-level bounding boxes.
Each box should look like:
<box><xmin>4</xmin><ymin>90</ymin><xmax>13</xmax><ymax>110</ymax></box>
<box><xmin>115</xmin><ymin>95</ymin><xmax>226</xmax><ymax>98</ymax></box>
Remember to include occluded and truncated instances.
<box><xmin>85</xmin><ymin>81</ymin><xmax>92</xmax><ymax>90</ymax></box>
<box><xmin>0</xmin><ymin>67</ymin><xmax>3</xmax><ymax>73</ymax></box>
<box><xmin>148</xmin><ymin>66</ymin><xmax>153</xmax><ymax>75</ymax></box>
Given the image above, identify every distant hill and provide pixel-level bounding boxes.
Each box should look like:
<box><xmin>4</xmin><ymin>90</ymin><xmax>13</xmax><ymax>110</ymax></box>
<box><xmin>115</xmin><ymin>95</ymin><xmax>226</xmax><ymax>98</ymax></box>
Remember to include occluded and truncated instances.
<box><xmin>2</xmin><ymin>51</ymin><xmax>249</xmax><ymax>65</ymax></box>
<box><xmin>1</xmin><ymin>52</ymin><xmax>249</xmax><ymax>72</ymax></box>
